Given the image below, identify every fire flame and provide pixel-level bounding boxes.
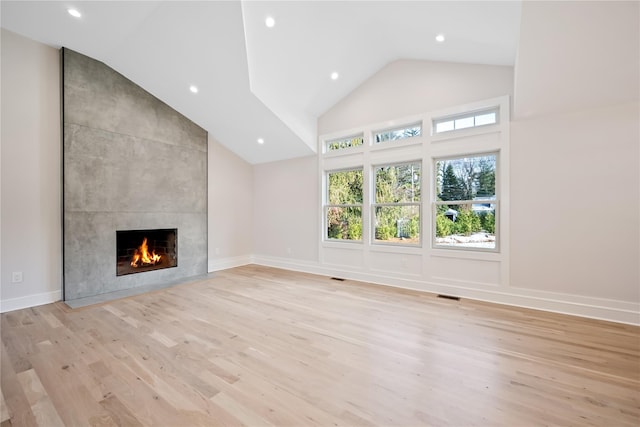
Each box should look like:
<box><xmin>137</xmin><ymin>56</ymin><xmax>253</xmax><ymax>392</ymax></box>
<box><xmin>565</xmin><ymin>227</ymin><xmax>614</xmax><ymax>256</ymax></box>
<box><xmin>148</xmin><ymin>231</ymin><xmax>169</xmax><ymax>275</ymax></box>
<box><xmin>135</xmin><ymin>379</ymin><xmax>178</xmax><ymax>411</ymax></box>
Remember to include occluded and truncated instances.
<box><xmin>130</xmin><ymin>238</ymin><xmax>162</xmax><ymax>267</ymax></box>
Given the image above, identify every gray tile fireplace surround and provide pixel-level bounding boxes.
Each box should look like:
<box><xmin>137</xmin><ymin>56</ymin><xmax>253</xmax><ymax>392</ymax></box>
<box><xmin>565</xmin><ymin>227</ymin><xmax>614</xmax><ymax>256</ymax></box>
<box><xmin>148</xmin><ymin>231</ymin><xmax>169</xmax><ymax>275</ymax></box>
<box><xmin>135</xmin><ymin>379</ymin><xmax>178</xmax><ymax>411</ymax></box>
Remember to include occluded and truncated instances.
<box><xmin>63</xmin><ymin>48</ymin><xmax>208</xmax><ymax>303</ymax></box>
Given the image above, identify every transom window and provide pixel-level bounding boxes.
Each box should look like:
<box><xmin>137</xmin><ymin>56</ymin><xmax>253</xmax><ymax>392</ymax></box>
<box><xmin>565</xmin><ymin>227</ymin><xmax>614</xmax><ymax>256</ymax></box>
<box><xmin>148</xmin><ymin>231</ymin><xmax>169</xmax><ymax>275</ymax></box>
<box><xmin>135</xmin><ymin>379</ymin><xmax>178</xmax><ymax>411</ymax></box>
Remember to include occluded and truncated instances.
<box><xmin>373</xmin><ymin>162</ymin><xmax>421</xmax><ymax>245</ymax></box>
<box><xmin>374</xmin><ymin>123</ymin><xmax>421</xmax><ymax>144</ymax></box>
<box><xmin>326</xmin><ymin>134</ymin><xmax>364</xmax><ymax>152</ymax></box>
<box><xmin>433</xmin><ymin>108</ymin><xmax>498</xmax><ymax>134</ymax></box>
<box><xmin>434</xmin><ymin>153</ymin><xmax>497</xmax><ymax>250</ymax></box>
<box><xmin>325</xmin><ymin>169</ymin><xmax>363</xmax><ymax>241</ymax></box>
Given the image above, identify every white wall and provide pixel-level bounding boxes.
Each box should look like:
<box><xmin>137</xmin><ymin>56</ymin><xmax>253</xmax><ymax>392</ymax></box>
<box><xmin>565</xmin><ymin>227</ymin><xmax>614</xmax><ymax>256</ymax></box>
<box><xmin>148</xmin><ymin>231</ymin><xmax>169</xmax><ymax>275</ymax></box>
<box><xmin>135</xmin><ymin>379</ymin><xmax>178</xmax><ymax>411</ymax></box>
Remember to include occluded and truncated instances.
<box><xmin>207</xmin><ymin>136</ymin><xmax>254</xmax><ymax>270</ymax></box>
<box><xmin>319</xmin><ymin>59</ymin><xmax>514</xmax><ymax>135</ymax></box>
<box><xmin>511</xmin><ymin>102</ymin><xmax>639</xmax><ymax>302</ymax></box>
<box><xmin>253</xmin><ymin>155</ymin><xmax>318</xmax><ymax>264</ymax></box>
<box><xmin>508</xmin><ymin>0</ymin><xmax>639</xmax><ymax>317</ymax></box>
<box><xmin>1</xmin><ymin>29</ymin><xmax>62</xmax><ymax>311</ymax></box>
<box><xmin>513</xmin><ymin>1</ymin><xmax>638</xmax><ymax>119</ymax></box>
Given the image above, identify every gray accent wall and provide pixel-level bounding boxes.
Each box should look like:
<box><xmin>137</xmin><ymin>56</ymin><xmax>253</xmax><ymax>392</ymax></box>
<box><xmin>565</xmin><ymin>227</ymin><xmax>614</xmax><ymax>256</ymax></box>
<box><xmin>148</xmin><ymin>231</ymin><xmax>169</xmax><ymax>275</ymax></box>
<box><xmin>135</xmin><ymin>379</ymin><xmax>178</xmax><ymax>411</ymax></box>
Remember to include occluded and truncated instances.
<box><xmin>63</xmin><ymin>48</ymin><xmax>207</xmax><ymax>301</ymax></box>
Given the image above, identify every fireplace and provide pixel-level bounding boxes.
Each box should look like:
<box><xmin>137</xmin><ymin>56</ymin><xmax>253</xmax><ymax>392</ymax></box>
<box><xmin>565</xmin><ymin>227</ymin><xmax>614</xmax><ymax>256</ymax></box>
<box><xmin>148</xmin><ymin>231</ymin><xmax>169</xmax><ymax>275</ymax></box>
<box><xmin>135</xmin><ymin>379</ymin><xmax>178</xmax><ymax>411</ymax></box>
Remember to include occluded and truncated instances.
<box><xmin>116</xmin><ymin>229</ymin><xmax>177</xmax><ymax>276</ymax></box>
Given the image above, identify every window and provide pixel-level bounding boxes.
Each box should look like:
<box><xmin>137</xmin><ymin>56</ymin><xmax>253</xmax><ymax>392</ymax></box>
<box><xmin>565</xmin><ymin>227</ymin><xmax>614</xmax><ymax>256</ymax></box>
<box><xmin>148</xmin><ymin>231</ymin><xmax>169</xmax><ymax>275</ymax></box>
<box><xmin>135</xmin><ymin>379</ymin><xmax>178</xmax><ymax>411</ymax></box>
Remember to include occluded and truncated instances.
<box><xmin>434</xmin><ymin>154</ymin><xmax>497</xmax><ymax>250</ymax></box>
<box><xmin>433</xmin><ymin>108</ymin><xmax>498</xmax><ymax>134</ymax></box>
<box><xmin>320</xmin><ymin>96</ymin><xmax>508</xmax><ymax>255</ymax></box>
<box><xmin>373</xmin><ymin>162</ymin><xmax>421</xmax><ymax>245</ymax></box>
<box><xmin>325</xmin><ymin>169</ymin><xmax>363</xmax><ymax>241</ymax></box>
<box><xmin>326</xmin><ymin>134</ymin><xmax>364</xmax><ymax>152</ymax></box>
<box><xmin>374</xmin><ymin>123</ymin><xmax>421</xmax><ymax>144</ymax></box>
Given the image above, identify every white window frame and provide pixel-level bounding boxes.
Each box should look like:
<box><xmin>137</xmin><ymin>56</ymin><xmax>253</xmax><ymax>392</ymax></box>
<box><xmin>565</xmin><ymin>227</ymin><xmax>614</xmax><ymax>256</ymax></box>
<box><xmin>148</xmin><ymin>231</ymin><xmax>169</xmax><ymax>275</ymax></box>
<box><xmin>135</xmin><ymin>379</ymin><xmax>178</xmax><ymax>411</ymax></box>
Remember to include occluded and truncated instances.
<box><xmin>371</xmin><ymin>161</ymin><xmax>422</xmax><ymax>247</ymax></box>
<box><xmin>324</xmin><ymin>133</ymin><xmax>365</xmax><ymax>154</ymax></box>
<box><xmin>373</xmin><ymin>122</ymin><xmax>423</xmax><ymax>145</ymax></box>
<box><xmin>432</xmin><ymin>152</ymin><xmax>499</xmax><ymax>252</ymax></box>
<box><xmin>432</xmin><ymin>107</ymin><xmax>499</xmax><ymax>135</ymax></box>
<box><xmin>318</xmin><ymin>95</ymin><xmax>509</xmax><ymax>267</ymax></box>
<box><xmin>324</xmin><ymin>168</ymin><xmax>364</xmax><ymax>243</ymax></box>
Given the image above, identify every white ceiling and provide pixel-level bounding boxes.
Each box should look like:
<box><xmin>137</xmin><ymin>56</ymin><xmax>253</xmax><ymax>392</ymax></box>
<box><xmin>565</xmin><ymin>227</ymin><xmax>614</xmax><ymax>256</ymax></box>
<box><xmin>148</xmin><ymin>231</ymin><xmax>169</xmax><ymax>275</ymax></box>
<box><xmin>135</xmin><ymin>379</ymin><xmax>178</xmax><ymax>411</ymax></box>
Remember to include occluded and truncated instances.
<box><xmin>1</xmin><ymin>1</ymin><xmax>522</xmax><ymax>164</ymax></box>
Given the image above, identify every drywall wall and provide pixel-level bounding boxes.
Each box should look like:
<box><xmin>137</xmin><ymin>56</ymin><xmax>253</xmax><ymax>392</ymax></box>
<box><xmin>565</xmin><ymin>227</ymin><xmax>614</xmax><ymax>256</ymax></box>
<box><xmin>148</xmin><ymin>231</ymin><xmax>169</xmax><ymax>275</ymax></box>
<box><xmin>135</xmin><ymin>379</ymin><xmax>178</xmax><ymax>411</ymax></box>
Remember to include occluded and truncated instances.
<box><xmin>508</xmin><ymin>0</ymin><xmax>639</xmax><ymax>310</ymax></box>
<box><xmin>1</xmin><ymin>29</ymin><xmax>62</xmax><ymax>311</ymax></box>
<box><xmin>514</xmin><ymin>1</ymin><xmax>639</xmax><ymax>119</ymax></box>
<box><xmin>319</xmin><ymin>59</ymin><xmax>514</xmax><ymax>135</ymax></box>
<box><xmin>208</xmin><ymin>136</ymin><xmax>254</xmax><ymax>270</ymax></box>
<box><xmin>511</xmin><ymin>102</ymin><xmax>639</xmax><ymax>302</ymax></box>
<box><xmin>253</xmin><ymin>155</ymin><xmax>319</xmax><ymax>264</ymax></box>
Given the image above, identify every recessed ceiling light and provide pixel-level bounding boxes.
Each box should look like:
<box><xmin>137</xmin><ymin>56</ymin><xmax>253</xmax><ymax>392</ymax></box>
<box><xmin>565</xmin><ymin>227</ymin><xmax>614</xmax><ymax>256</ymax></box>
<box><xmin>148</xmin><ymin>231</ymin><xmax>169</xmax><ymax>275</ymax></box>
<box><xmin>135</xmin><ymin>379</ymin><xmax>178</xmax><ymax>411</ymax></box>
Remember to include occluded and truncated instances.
<box><xmin>257</xmin><ymin>138</ymin><xmax>265</xmax><ymax>144</ymax></box>
<box><xmin>265</xmin><ymin>16</ymin><xmax>275</xmax><ymax>28</ymax></box>
<box><xmin>435</xmin><ymin>34</ymin><xmax>445</xmax><ymax>43</ymax></box>
<box><xmin>330</xmin><ymin>72</ymin><xmax>339</xmax><ymax>80</ymax></box>
<box><xmin>68</xmin><ymin>8</ymin><xmax>82</xmax><ymax>18</ymax></box>
<box><xmin>189</xmin><ymin>85</ymin><xmax>198</xmax><ymax>93</ymax></box>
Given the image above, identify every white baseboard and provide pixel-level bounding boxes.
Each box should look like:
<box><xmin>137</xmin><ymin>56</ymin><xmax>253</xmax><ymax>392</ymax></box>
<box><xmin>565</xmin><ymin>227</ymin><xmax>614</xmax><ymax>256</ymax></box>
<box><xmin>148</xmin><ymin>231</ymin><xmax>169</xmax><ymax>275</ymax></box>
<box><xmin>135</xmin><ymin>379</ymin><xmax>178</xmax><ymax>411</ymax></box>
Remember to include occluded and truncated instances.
<box><xmin>208</xmin><ymin>255</ymin><xmax>253</xmax><ymax>272</ymax></box>
<box><xmin>252</xmin><ymin>255</ymin><xmax>640</xmax><ymax>326</ymax></box>
<box><xmin>0</xmin><ymin>289</ymin><xmax>62</xmax><ymax>313</ymax></box>
<box><xmin>4</xmin><ymin>256</ymin><xmax>638</xmax><ymax>326</ymax></box>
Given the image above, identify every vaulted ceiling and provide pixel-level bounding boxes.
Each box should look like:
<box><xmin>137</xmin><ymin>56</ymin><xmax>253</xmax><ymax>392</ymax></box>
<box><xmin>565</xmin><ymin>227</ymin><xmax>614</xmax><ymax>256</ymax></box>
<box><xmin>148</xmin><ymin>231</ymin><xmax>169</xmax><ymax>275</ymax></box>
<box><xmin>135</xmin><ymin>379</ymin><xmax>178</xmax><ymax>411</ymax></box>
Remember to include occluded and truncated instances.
<box><xmin>1</xmin><ymin>1</ymin><xmax>522</xmax><ymax>164</ymax></box>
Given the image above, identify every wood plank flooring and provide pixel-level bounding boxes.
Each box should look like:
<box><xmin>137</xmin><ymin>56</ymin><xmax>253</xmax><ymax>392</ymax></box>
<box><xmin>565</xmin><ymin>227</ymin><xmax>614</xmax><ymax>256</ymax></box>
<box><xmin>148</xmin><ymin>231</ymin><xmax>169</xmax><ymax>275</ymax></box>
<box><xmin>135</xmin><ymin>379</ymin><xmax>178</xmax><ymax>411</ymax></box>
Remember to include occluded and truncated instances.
<box><xmin>1</xmin><ymin>265</ymin><xmax>639</xmax><ymax>426</ymax></box>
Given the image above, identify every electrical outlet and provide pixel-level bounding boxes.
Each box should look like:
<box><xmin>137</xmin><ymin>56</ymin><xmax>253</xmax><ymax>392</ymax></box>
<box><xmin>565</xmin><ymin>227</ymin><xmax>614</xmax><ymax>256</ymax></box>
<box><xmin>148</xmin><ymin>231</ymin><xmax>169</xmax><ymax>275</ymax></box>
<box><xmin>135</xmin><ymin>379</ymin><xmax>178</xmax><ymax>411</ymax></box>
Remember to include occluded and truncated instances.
<box><xmin>12</xmin><ymin>272</ymin><xmax>23</xmax><ymax>283</ymax></box>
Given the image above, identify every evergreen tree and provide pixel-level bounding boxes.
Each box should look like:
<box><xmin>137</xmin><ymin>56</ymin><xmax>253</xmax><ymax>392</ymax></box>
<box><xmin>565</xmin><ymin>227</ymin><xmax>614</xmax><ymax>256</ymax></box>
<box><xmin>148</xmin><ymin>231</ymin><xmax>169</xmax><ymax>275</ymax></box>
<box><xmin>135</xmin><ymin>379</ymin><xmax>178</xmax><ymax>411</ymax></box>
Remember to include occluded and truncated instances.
<box><xmin>329</xmin><ymin>170</ymin><xmax>362</xmax><ymax>204</ymax></box>
<box><xmin>327</xmin><ymin>170</ymin><xmax>363</xmax><ymax>240</ymax></box>
<box><xmin>396</xmin><ymin>163</ymin><xmax>420</xmax><ymax>202</ymax></box>
<box><xmin>458</xmin><ymin>159</ymin><xmax>476</xmax><ymax>200</ymax></box>
<box><xmin>440</xmin><ymin>163</ymin><xmax>465</xmax><ymax>202</ymax></box>
<box><xmin>476</xmin><ymin>158</ymin><xmax>495</xmax><ymax>197</ymax></box>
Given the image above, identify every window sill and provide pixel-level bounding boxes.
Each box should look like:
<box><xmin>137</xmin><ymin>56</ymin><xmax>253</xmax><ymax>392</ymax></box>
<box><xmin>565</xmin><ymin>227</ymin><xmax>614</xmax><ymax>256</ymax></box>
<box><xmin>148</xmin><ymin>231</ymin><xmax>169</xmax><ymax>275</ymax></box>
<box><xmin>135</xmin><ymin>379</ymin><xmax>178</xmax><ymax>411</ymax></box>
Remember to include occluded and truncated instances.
<box><xmin>429</xmin><ymin>247</ymin><xmax>501</xmax><ymax>261</ymax></box>
<box><xmin>370</xmin><ymin>244</ymin><xmax>422</xmax><ymax>255</ymax></box>
<box><xmin>322</xmin><ymin>240</ymin><xmax>363</xmax><ymax>250</ymax></box>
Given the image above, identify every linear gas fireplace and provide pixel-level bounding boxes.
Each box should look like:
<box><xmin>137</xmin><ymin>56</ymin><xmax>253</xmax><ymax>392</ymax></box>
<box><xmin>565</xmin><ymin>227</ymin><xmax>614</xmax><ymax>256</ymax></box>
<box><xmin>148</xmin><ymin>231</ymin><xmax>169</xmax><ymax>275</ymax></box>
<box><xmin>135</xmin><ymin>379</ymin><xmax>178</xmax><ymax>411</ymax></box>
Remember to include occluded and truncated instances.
<box><xmin>116</xmin><ymin>229</ymin><xmax>177</xmax><ymax>276</ymax></box>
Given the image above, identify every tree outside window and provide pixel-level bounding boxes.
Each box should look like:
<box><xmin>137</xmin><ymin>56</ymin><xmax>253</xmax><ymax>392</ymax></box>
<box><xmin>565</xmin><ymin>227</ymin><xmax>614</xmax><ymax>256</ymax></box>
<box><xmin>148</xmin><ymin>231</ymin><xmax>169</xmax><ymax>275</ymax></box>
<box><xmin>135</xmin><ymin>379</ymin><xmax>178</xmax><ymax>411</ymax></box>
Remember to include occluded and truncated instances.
<box><xmin>373</xmin><ymin>162</ymin><xmax>421</xmax><ymax>245</ymax></box>
<box><xmin>325</xmin><ymin>169</ymin><xmax>363</xmax><ymax>241</ymax></box>
<box><xmin>434</xmin><ymin>154</ymin><xmax>497</xmax><ymax>249</ymax></box>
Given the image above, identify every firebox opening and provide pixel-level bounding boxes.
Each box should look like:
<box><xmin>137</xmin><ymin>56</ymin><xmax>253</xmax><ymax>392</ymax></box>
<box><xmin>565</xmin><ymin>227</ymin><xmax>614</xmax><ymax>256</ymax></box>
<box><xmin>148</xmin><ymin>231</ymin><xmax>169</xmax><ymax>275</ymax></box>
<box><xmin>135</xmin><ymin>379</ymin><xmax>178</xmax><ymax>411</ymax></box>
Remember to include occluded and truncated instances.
<box><xmin>116</xmin><ymin>229</ymin><xmax>177</xmax><ymax>276</ymax></box>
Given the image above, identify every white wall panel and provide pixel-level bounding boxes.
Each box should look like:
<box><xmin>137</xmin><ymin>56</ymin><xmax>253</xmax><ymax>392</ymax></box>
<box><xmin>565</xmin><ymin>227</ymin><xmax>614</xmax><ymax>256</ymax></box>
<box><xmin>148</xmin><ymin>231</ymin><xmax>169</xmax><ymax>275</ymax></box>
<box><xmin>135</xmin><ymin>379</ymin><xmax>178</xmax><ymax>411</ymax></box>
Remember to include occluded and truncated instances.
<box><xmin>1</xmin><ymin>30</ymin><xmax>61</xmax><ymax>311</ymax></box>
<box><xmin>208</xmin><ymin>137</ymin><xmax>254</xmax><ymax>271</ymax></box>
<box><xmin>322</xmin><ymin>247</ymin><xmax>364</xmax><ymax>269</ymax></box>
<box><xmin>430</xmin><ymin>256</ymin><xmax>501</xmax><ymax>287</ymax></box>
<box><xmin>369</xmin><ymin>251</ymin><xmax>422</xmax><ymax>277</ymax></box>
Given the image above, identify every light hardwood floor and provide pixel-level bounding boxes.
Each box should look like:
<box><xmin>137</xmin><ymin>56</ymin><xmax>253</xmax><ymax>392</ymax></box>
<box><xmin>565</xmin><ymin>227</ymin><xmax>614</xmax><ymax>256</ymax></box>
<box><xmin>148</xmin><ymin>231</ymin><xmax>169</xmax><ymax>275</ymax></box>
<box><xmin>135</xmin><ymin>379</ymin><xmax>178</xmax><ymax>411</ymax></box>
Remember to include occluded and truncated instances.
<box><xmin>1</xmin><ymin>265</ymin><xmax>639</xmax><ymax>426</ymax></box>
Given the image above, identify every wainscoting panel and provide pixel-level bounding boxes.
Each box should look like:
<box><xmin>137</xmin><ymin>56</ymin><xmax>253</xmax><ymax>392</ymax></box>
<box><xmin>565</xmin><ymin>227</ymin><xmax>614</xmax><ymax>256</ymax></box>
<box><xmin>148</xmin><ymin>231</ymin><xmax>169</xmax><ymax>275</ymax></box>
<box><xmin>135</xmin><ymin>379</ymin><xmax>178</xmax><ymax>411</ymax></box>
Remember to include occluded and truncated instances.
<box><xmin>430</xmin><ymin>255</ymin><xmax>501</xmax><ymax>287</ymax></box>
